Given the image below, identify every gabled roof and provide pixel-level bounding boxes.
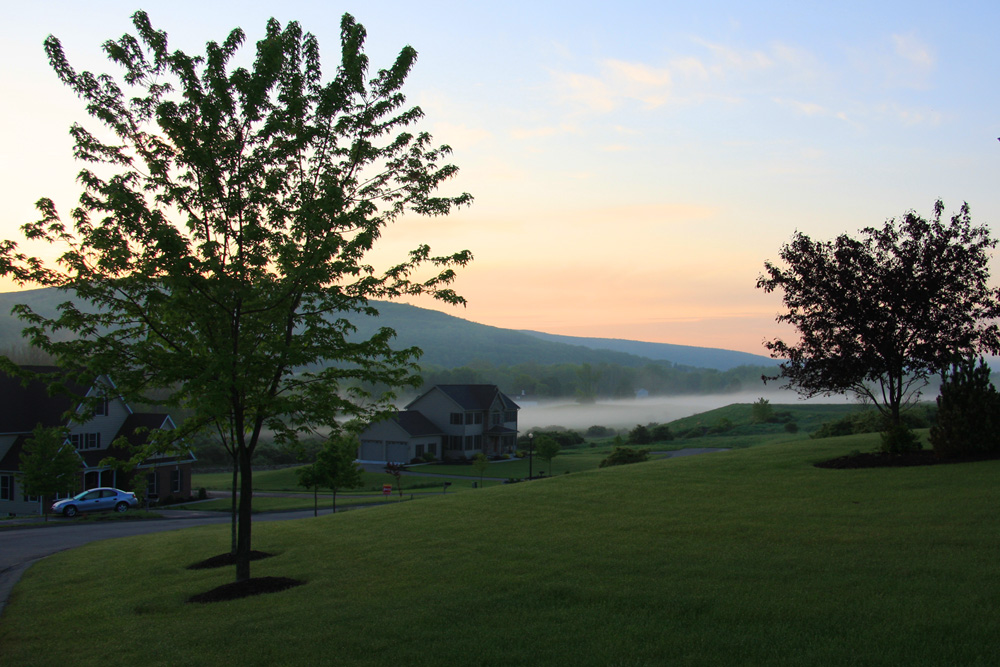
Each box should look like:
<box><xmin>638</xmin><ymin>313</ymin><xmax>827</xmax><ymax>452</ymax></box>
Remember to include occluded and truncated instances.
<box><xmin>0</xmin><ymin>366</ymin><xmax>88</xmax><ymax>434</ymax></box>
<box><xmin>406</xmin><ymin>384</ymin><xmax>520</xmax><ymax>412</ymax></box>
<box><xmin>390</xmin><ymin>410</ymin><xmax>444</xmax><ymax>437</ymax></box>
<box><xmin>78</xmin><ymin>412</ymin><xmax>191</xmax><ymax>468</ymax></box>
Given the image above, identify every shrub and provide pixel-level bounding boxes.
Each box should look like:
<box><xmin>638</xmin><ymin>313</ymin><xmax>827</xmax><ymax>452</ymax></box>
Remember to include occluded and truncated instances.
<box><xmin>931</xmin><ymin>357</ymin><xmax>1000</xmax><ymax>459</ymax></box>
<box><xmin>627</xmin><ymin>424</ymin><xmax>652</xmax><ymax>445</ymax></box>
<box><xmin>649</xmin><ymin>424</ymin><xmax>674</xmax><ymax>442</ymax></box>
<box><xmin>586</xmin><ymin>425</ymin><xmax>615</xmax><ymax>438</ymax></box>
<box><xmin>198</xmin><ymin>487</ymin><xmax>208</xmax><ymax>500</ymax></box>
<box><xmin>421</xmin><ymin>452</ymin><xmax>436</xmax><ymax>462</ymax></box>
<box><xmin>599</xmin><ymin>446</ymin><xmax>651</xmax><ymax>468</ymax></box>
<box><xmin>751</xmin><ymin>397</ymin><xmax>775</xmax><ymax>424</ymax></box>
<box><xmin>784</xmin><ymin>422</ymin><xmax>799</xmax><ymax>434</ymax></box>
<box><xmin>879</xmin><ymin>423</ymin><xmax>921</xmax><ymax>455</ymax></box>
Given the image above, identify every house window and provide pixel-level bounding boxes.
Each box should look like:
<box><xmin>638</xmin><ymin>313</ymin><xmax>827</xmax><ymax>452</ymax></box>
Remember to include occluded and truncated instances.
<box><xmin>71</xmin><ymin>433</ymin><xmax>101</xmax><ymax>450</ymax></box>
<box><xmin>504</xmin><ymin>411</ymin><xmax>516</xmax><ymax>422</ymax></box>
<box><xmin>95</xmin><ymin>396</ymin><xmax>109</xmax><ymax>416</ymax></box>
<box><xmin>464</xmin><ymin>412</ymin><xmax>483</xmax><ymax>425</ymax></box>
<box><xmin>147</xmin><ymin>473</ymin><xmax>158</xmax><ymax>496</ymax></box>
<box><xmin>428</xmin><ymin>443</ymin><xmax>437</xmax><ymax>455</ymax></box>
<box><xmin>450</xmin><ymin>413</ymin><xmax>463</xmax><ymax>425</ymax></box>
<box><xmin>171</xmin><ymin>469</ymin><xmax>182</xmax><ymax>494</ymax></box>
<box><xmin>23</xmin><ymin>494</ymin><xmax>38</xmax><ymax>503</ymax></box>
<box><xmin>491</xmin><ymin>412</ymin><xmax>501</xmax><ymax>425</ymax></box>
<box><xmin>0</xmin><ymin>474</ymin><xmax>12</xmax><ymax>501</ymax></box>
<box><xmin>415</xmin><ymin>444</ymin><xmax>425</xmax><ymax>457</ymax></box>
<box><xmin>464</xmin><ymin>436</ymin><xmax>474</xmax><ymax>451</ymax></box>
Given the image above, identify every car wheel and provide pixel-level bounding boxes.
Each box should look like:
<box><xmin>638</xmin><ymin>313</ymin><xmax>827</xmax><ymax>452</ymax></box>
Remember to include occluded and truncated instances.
<box><xmin>63</xmin><ymin>505</ymin><xmax>78</xmax><ymax>518</ymax></box>
<box><xmin>115</xmin><ymin>502</ymin><xmax>129</xmax><ymax>513</ymax></box>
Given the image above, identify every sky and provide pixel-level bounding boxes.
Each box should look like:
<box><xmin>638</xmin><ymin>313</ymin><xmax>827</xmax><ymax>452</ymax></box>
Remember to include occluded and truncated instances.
<box><xmin>1</xmin><ymin>1</ymin><xmax>999</xmax><ymax>356</ymax></box>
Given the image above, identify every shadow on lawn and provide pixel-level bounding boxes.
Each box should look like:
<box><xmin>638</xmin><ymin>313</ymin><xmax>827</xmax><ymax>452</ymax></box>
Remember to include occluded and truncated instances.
<box><xmin>815</xmin><ymin>449</ymin><xmax>1000</xmax><ymax>469</ymax></box>
<box><xmin>185</xmin><ymin>551</ymin><xmax>305</xmax><ymax>603</ymax></box>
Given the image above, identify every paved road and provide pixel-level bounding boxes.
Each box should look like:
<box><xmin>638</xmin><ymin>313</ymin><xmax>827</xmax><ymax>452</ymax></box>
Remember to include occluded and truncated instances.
<box><xmin>0</xmin><ymin>508</ymin><xmax>340</xmax><ymax>619</ymax></box>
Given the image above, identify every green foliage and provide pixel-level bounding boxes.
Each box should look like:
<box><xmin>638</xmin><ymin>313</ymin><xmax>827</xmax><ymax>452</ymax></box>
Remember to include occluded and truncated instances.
<box><xmin>649</xmin><ymin>424</ymin><xmax>674</xmax><ymax>441</ymax></box>
<box><xmin>18</xmin><ymin>425</ymin><xmax>80</xmax><ymax>519</ymax></box>
<box><xmin>930</xmin><ymin>358</ymin><xmax>1000</xmax><ymax>459</ymax></box>
<box><xmin>751</xmin><ymin>397</ymin><xmax>775</xmax><ymax>424</ymax></box>
<box><xmin>627</xmin><ymin>424</ymin><xmax>652</xmax><ymax>445</ymax></box>
<box><xmin>3</xmin><ymin>12</ymin><xmax>471</xmax><ymax>580</ymax></box>
<box><xmin>879</xmin><ymin>423</ymin><xmax>922</xmax><ymax>455</ymax></box>
<box><xmin>811</xmin><ymin>406</ymin><xmax>935</xmax><ymax>440</ymax></box>
<box><xmin>472</xmin><ymin>452</ymin><xmax>489</xmax><ymax>486</ymax></box>
<box><xmin>758</xmin><ymin>200</ymin><xmax>1000</xmax><ymax>428</ymax></box>
<box><xmin>585</xmin><ymin>425</ymin><xmax>615</xmax><ymax>438</ymax></box>
<box><xmin>598</xmin><ymin>446</ymin><xmax>651</xmax><ymax>468</ymax></box>
<box><xmin>534</xmin><ymin>436</ymin><xmax>561</xmax><ymax>472</ymax></box>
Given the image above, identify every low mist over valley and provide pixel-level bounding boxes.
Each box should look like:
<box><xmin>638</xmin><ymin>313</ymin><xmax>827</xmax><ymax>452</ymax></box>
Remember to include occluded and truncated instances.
<box><xmin>514</xmin><ymin>390</ymin><xmax>856</xmax><ymax>432</ymax></box>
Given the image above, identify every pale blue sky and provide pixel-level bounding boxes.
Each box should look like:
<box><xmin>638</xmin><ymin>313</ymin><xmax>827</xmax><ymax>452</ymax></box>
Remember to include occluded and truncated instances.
<box><xmin>2</xmin><ymin>1</ymin><xmax>998</xmax><ymax>354</ymax></box>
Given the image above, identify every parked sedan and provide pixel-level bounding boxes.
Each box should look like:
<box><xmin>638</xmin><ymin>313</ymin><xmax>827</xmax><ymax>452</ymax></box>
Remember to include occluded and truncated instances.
<box><xmin>51</xmin><ymin>488</ymin><xmax>139</xmax><ymax>517</ymax></box>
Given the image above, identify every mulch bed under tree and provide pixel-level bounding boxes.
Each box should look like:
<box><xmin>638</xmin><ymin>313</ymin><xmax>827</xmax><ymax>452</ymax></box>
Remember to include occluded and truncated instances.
<box><xmin>185</xmin><ymin>551</ymin><xmax>306</xmax><ymax>603</ymax></box>
<box><xmin>815</xmin><ymin>449</ymin><xmax>1000</xmax><ymax>469</ymax></box>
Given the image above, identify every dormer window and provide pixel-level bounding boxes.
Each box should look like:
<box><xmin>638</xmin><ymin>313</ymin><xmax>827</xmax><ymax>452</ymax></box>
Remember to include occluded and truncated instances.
<box><xmin>95</xmin><ymin>397</ymin><xmax>109</xmax><ymax>416</ymax></box>
<box><xmin>71</xmin><ymin>433</ymin><xmax>101</xmax><ymax>450</ymax></box>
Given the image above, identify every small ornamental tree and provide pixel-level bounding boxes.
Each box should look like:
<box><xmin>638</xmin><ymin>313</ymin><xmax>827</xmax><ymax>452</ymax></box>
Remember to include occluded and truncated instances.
<box><xmin>384</xmin><ymin>462</ymin><xmax>406</xmax><ymax>499</ymax></box>
<box><xmin>0</xmin><ymin>12</ymin><xmax>472</xmax><ymax>583</ymax></box>
<box><xmin>930</xmin><ymin>358</ymin><xmax>1000</xmax><ymax>459</ymax></box>
<box><xmin>472</xmin><ymin>452</ymin><xmax>490</xmax><ymax>487</ymax></box>
<box><xmin>18</xmin><ymin>425</ymin><xmax>80</xmax><ymax>521</ymax></box>
<box><xmin>295</xmin><ymin>464</ymin><xmax>324</xmax><ymax>517</ymax></box>
<box><xmin>315</xmin><ymin>435</ymin><xmax>363</xmax><ymax>512</ymax></box>
<box><xmin>758</xmin><ymin>201</ymin><xmax>1000</xmax><ymax>452</ymax></box>
<box><xmin>534</xmin><ymin>436</ymin><xmax>560</xmax><ymax>476</ymax></box>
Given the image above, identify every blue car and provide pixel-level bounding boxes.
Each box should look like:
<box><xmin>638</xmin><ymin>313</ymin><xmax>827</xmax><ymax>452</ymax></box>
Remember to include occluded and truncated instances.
<box><xmin>51</xmin><ymin>487</ymin><xmax>139</xmax><ymax>517</ymax></box>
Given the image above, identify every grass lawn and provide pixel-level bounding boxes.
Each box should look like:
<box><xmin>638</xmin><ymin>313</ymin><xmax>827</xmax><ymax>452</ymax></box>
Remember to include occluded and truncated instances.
<box><xmin>3</xmin><ymin>432</ymin><xmax>999</xmax><ymax>665</ymax></box>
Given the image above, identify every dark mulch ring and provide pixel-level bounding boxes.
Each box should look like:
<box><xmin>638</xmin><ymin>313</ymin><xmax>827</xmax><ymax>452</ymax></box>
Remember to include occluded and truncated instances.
<box><xmin>187</xmin><ymin>576</ymin><xmax>306</xmax><ymax>604</ymax></box>
<box><xmin>815</xmin><ymin>449</ymin><xmax>1000</xmax><ymax>469</ymax></box>
<box><xmin>186</xmin><ymin>550</ymin><xmax>274</xmax><ymax>570</ymax></box>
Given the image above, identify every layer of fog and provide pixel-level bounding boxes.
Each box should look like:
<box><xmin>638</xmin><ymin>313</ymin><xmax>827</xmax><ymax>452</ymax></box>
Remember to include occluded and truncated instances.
<box><xmin>516</xmin><ymin>389</ymin><xmax>858</xmax><ymax>432</ymax></box>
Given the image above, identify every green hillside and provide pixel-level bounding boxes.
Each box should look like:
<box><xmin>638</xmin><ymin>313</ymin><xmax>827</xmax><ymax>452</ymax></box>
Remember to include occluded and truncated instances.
<box><xmin>3</xmin><ymin>436</ymin><xmax>998</xmax><ymax>665</ymax></box>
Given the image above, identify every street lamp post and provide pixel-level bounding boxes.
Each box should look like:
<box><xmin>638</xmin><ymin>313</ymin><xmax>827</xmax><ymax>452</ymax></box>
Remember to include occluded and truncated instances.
<box><xmin>527</xmin><ymin>432</ymin><xmax>534</xmax><ymax>480</ymax></box>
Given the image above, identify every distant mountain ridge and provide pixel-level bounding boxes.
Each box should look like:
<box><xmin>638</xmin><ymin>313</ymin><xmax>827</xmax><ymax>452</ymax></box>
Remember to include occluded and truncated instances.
<box><xmin>519</xmin><ymin>331</ymin><xmax>778</xmax><ymax>371</ymax></box>
<box><xmin>0</xmin><ymin>288</ymin><xmax>776</xmax><ymax>371</ymax></box>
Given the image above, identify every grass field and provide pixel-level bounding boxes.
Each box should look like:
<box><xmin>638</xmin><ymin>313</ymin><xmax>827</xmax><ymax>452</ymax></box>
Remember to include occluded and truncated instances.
<box><xmin>3</xmin><ymin>431</ymin><xmax>999</xmax><ymax>666</ymax></box>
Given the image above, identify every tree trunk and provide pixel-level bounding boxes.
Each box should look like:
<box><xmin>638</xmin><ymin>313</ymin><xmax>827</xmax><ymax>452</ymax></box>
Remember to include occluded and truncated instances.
<box><xmin>230</xmin><ymin>452</ymin><xmax>238</xmax><ymax>555</ymax></box>
<box><xmin>313</xmin><ymin>486</ymin><xmax>318</xmax><ymax>517</ymax></box>
<box><xmin>332</xmin><ymin>487</ymin><xmax>337</xmax><ymax>513</ymax></box>
<box><xmin>235</xmin><ymin>447</ymin><xmax>254</xmax><ymax>582</ymax></box>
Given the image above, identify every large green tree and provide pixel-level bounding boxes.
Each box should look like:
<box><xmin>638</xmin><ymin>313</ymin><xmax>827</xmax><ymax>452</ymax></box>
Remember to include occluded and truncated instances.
<box><xmin>757</xmin><ymin>201</ymin><xmax>1000</xmax><ymax>442</ymax></box>
<box><xmin>0</xmin><ymin>12</ymin><xmax>471</xmax><ymax>582</ymax></box>
<box><xmin>18</xmin><ymin>425</ymin><xmax>80</xmax><ymax>521</ymax></box>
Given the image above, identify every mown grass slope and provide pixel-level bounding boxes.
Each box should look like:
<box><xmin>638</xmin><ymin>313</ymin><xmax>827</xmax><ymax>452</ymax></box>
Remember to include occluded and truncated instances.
<box><xmin>2</xmin><ymin>434</ymin><xmax>998</xmax><ymax>666</ymax></box>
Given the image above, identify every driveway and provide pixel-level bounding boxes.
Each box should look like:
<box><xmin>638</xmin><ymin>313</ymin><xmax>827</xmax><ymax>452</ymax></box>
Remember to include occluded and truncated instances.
<box><xmin>0</xmin><ymin>508</ymin><xmax>339</xmax><ymax>619</ymax></box>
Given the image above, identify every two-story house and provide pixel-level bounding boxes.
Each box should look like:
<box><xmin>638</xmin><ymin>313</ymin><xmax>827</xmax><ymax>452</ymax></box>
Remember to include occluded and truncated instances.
<box><xmin>0</xmin><ymin>366</ymin><xmax>195</xmax><ymax>515</ymax></box>
<box><xmin>359</xmin><ymin>384</ymin><xmax>520</xmax><ymax>463</ymax></box>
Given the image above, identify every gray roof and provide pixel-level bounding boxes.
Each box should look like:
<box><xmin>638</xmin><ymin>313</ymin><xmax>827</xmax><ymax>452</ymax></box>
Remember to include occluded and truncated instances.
<box><xmin>408</xmin><ymin>384</ymin><xmax>520</xmax><ymax>412</ymax></box>
<box><xmin>389</xmin><ymin>410</ymin><xmax>444</xmax><ymax>437</ymax></box>
<box><xmin>0</xmin><ymin>366</ymin><xmax>87</xmax><ymax>434</ymax></box>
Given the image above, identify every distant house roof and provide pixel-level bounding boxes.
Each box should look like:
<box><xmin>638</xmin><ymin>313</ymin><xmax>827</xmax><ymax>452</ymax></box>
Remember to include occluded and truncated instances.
<box><xmin>407</xmin><ymin>384</ymin><xmax>520</xmax><ymax>412</ymax></box>
<box><xmin>0</xmin><ymin>366</ymin><xmax>88</xmax><ymax>434</ymax></box>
